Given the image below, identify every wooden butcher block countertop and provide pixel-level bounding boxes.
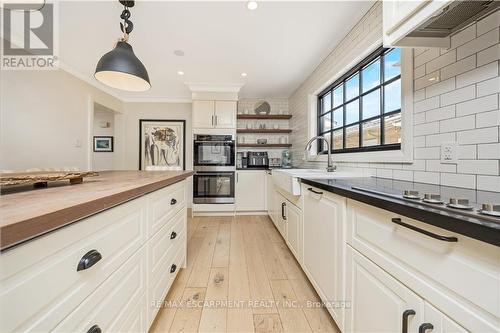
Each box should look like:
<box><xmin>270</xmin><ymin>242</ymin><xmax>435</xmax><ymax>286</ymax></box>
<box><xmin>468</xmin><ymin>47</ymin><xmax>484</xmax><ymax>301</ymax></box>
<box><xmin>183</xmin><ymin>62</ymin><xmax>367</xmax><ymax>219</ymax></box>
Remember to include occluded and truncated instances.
<box><xmin>0</xmin><ymin>170</ymin><xmax>194</xmax><ymax>251</ymax></box>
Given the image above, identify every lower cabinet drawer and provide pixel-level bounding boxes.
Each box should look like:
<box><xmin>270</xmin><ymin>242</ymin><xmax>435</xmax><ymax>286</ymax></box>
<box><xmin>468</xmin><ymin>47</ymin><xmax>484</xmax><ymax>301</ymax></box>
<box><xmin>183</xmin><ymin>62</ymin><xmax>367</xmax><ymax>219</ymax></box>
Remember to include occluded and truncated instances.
<box><xmin>148</xmin><ymin>180</ymin><xmax>186</xmax><ymax>237</ymax></box>
<box><xmin>0</xmin><ymin>198</ymin><xmax>147</xmax><ymax>333</ymax></box>
<box><xmin>346</xmin><ymin>199</ymin><xmax>500</xmax><ymax>332</ymax></box>
<box><xmin>148</xmin><ymin>208</ymin><xmax>187</xmax><ymax>324</ymax></box>
<box><xmin>53</xmin><ymin>246</ymin><xmax>148</xmax><ymax>333</ymax></box>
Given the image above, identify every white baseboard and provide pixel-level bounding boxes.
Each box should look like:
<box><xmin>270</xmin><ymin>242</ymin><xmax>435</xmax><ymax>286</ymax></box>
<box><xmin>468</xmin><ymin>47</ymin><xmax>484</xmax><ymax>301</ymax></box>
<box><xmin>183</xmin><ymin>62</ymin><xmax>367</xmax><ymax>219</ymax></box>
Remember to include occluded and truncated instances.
<box><xmin>235</xmin><ymin>211</ymin><xmax>268</xmax><ymax>216</ymax></box>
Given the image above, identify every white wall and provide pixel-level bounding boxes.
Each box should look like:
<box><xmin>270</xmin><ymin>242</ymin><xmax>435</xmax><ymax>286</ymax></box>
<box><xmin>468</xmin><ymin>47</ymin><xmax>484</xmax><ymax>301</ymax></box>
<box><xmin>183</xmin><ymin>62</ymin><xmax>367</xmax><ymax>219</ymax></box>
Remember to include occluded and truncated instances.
<box><xmin>93</xmin><ymin>108</ymin><xmax>115</xmax><ymax>171</ymax></box>
<box><xmin>121</xmin><ymin>102</ymin><xmax>193</xmax><ymax>206</ymax></box>
<box><xmin>0</xmin><ymin>69</ymin><xmax>123</xmax><ymax>171</ymax></box>
<box><xmin>289</xmin><ymin>3</ymin><xmax>500</xmax><ymax>191</ymax></box>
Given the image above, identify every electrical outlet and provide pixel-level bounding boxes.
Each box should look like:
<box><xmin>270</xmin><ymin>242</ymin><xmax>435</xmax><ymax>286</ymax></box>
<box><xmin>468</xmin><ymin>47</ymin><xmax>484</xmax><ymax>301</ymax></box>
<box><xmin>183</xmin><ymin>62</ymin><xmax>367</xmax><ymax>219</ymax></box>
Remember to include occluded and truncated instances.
<box><xmin>441</xmin><ymin>141</ymin><xmax>457</xmax><ymax>164</ymax></box>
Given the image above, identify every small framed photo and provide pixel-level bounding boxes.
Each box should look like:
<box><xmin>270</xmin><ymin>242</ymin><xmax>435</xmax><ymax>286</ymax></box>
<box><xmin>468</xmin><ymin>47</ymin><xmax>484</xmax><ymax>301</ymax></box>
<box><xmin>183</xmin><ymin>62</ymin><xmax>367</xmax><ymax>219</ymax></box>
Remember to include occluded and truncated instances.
<box><xmin>93</xmin><ymin>136</ymin><xmax>114</xmax><ymax>152</ymax></box>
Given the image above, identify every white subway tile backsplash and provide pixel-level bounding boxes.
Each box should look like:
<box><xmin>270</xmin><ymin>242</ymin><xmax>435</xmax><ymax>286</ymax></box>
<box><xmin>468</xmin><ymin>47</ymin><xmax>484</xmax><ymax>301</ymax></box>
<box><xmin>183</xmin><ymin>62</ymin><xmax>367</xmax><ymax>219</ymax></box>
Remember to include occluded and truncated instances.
<box><xmin>290</xmin><ymin>6</ymin><xmax>498</xmax><ymax>190</ymax></box>
<box><xmin>425</xmin><ymin>105</ymin><xmax>455</xmax><ymax>122</ymax></box>
<box><xmin>415</xmin><ymin>122</ymin><xmax>439</xmax><ymax>136</ymax></box>
<box><xmin>441</xmin><ymin>173</ymin><xmax>476</xmax><ymax>189</ymax></box>
<box><xmin>440</xmin><ymin>85</ymin><xmax>476</xmax><ymax>106</ymax></box>
<box><xmin>450</xmin><ymin>24</ymin><xmax>476</xmax><ymax>49</ymax></box>
<box><xmin>425</xmin><ymin>78</ymin><xmax>456</xmax><ymax>98</ymax></box>
<box><xmin>457</xmin><ymin>28</ymin><xmax>499</xmax><ymax>60</ymax></box>
<box><xmin>458</xmin><ymin>144</ymin><xmax>477</xmax><ymax>159</ymax></box>
<box><xmin>440</xmin><ymin>115</ymin><xmax>475</xmax><ymax>133</ymax></box>
<box><xmin>477</xmin><ymin>10</ymin><xmax>500</xmax><ymax>36</ymax></box>
<box><xmin>476</xmin><ymin>109</ymin><xmax>500</xmax><ymax>128</ymax></box>
<box><xmin>456</xmin><ymin>94</ymin><xmax>498</xmax><ymax>116</ymax></box>
<box><xmin>414</xmin><ymin>171</ymin><xmax>440</xmax><ymax>184</ymax></box>
<box><xmin>456</xmin><ymin>61</ymin><xmax>498</xmax><ymax>88</ymax></box>
<box><xmin>477</xmin><ymin>175</ymin><xmax>500</xmax><ymax>192</ymax></box>
<box><xmin>376</xmin><ymin>168</ymin><xmax>393</xmax><ymax>179</ymax></box>
<box><xmin>426</xmin><ymin>160</ymin><xmax>457</xmax><ymax>173</ymax></box>
<box><xmin>426</xmin><ymin>50</ymin><xmax>456</xmax><ymax>74</ymax></box>
<box><xmin>393</xmin><ymin>170</ymin><xmax>414</xmax><ymax>182</ymax></box>
<box><xmin>440</xmin><ymin>55</ymin><xmax>476</xmax><ymax>81</ymax></box>
<box><xmin>415</xmin><ymin>96</ymin><xmax>440</xmax><ymax>113</ymax></box>
<box><xmin>414</xmin><ymin>48</ymin><xmax>440</xmax><ymax>68</ymax></box>
<box><xmin>458</xmin><ymin>160</ymin><xmax>498</xmax><ymax>175</ymax></box>
<box><xmin>477</xmin><ymin>43</ymin><xmax>500</xmax><ymax>66</ymax></box>
<box><xmin>476</xmin><ymin>77</ymin><xmax>500</xmax><ymax>97</ymax></box>
<box><xmin>414</xmin><ymin>147</ymin><xmax>440</xmax><ymax>159</ymax></box>
<box><xmin>457</xmin><ymin>127</ymin><xmax>499</xmax><ymax>144</ymax></box>
<box><xmin>478</xmin><ymin>143</ymin><xmax>500</xmax><ymax>159</ymax></box>
<box><xmin>426</xmin><ymin>132</ymin><xmax>456</xmax><ymax>147</ymax></box>
<box><xmin>415</xmin><ymin>71</ymin><xmax>441</xmax><ymax>90</ymax></box>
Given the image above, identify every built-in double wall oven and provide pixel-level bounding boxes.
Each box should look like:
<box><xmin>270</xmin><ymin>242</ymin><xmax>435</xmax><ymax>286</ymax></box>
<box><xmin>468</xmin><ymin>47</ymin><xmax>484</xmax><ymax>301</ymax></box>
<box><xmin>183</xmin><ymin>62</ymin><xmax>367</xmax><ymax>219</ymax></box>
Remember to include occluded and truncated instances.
<box><xmin>193</xmin><ymin>134</ymin><xmax>235</xmax><ymax>204</ymax></box>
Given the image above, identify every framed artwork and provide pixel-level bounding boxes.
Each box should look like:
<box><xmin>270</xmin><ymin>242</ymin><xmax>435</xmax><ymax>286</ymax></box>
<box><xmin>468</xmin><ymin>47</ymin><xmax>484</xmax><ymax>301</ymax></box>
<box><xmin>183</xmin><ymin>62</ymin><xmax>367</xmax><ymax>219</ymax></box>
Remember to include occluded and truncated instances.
<box><xmin>93</xmin><ymin>136</ymin><xmax>114</xmax><ymax>152</ymax></box>
<box><xmin>139</xmin><ymin>119</ymin><xmax>186</xmax><ymax>170</ymax></box>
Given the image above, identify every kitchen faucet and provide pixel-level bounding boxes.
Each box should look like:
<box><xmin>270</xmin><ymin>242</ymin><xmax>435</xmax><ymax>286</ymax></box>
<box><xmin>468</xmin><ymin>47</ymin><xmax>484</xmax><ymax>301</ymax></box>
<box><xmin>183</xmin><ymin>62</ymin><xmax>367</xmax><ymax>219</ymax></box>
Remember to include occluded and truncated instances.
<box><xmin>304</xmin><ymin>136</ymin><xmax>337</xmax><ymax>172</ymax></box>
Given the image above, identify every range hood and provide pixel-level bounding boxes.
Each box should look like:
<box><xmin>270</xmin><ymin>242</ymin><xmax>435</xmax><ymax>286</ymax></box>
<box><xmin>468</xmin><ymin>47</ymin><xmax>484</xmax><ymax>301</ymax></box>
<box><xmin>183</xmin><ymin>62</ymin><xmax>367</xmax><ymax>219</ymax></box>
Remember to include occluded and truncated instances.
<box><xmin>408</xmin><ymin>0</ymin><xmax>500</xmax><ymax>38</ymax></box>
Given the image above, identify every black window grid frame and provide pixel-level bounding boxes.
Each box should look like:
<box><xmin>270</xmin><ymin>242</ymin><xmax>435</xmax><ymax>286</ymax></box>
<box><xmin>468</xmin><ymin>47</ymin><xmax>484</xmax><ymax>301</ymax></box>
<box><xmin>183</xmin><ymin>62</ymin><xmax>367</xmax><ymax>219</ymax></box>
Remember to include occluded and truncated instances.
<box><xmin>317</xmin><ymin>46</ymin><xmax>402</xmax><ymax>154</ymax></box>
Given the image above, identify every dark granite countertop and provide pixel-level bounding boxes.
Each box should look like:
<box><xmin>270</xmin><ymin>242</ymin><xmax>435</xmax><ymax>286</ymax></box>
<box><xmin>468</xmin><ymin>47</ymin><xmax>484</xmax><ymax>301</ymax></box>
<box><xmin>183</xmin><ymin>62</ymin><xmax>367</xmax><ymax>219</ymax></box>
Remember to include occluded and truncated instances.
<box><xmin>300</xmin><ymin>177</ymin><xmax>500</xmax><ymax>247</ymax></box>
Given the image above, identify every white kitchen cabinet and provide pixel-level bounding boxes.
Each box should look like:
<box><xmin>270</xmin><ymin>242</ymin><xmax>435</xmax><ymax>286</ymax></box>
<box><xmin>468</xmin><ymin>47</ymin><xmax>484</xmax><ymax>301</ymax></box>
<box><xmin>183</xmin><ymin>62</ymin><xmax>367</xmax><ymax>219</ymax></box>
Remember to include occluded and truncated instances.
<box><xmin>346</xmin><ymin>199</ymin><xmax>500</xmax><ymax>332</ymax></box>
<box><xmin>345</xmin><ymin>245</ymin><xmax>424</xmax><ymax>333</ymax></box>
<box><xmin>273</xmin><ymin>190</ymin><xmax>287</xmax><ymax>239</ymax></box>
<box><xmin>236</xmin><ymin>170</ymin><xmax>266</xmax><ymax>212</ymax></box>
<box><xmin>214</xmin><ymin>101</ymin><xmax>237</xmax><ymax>128</ymax></box>
<box><xmin>422</xmin><ymin>302</ymin><xmax>467</xmax><ymax>333</ymax></box>
<box><xmin>302</xmin><ymin>184</ymin><xmax>347</xmax><ymax>331</ymax></box>
<box><xmin>193</xmin><ymin>100</ymin><xmax>215</xmax><ymax>128</ymax></box>
<box><xmin>192</xmin><ymin>100</ymin><xmax>236</xmax><ymax>129</ymax></box>
<box><xmin>383</xmin><ymin>0</ymin><xmax>451</xmax><ymax>48</ymax></box>
<box><xmin>284</xmin><ymin>199</ymin><xmax>302</xmax><ymax>264</ymax></box>
<box><xmin>265</xmin><ymin>170</ymin><xmax>274</xmax><ymax>215</ymax></box>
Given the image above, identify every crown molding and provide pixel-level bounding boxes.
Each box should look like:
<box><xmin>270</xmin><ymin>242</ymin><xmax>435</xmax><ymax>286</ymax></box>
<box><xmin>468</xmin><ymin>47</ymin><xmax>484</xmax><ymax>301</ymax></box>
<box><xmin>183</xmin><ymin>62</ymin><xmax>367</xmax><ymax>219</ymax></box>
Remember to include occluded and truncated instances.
<box><xmin>122</xmin><ymin>97</ymin><xmax>192</xmax><ymax>103</ymax></box>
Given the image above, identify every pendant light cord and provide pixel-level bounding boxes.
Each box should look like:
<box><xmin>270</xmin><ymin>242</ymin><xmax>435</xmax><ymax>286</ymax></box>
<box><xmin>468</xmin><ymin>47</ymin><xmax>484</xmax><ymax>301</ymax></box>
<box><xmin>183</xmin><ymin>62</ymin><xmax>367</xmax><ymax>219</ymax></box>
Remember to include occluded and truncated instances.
<box><xmin>119</xmin><ymin>1</ymin><xmax>134</xmax><ymax>42</ymax></box>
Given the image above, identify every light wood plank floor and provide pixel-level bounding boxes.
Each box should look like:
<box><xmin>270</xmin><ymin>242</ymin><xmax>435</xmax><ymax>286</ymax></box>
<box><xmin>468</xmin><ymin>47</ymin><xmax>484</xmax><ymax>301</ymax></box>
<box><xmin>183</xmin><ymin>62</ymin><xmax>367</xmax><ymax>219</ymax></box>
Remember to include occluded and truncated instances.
<box><xmin>150</xmin><ymin>215</ymin><xmax>340</xmax><ymax>333</ymax></box>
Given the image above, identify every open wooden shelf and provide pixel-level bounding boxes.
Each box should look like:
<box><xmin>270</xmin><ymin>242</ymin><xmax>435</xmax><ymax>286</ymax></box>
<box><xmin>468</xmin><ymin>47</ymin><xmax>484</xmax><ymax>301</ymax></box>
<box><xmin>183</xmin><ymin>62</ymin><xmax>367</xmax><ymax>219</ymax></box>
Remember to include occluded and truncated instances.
<box><xmin>237</xmin><ymin>144</ymin><xmax>292</xmax><ymax>148</ymax></box>
<box><xmin>237</xmin><ymin>129</ymin><xmax>292</xmax><ymax>134</ymax></box>
<box><xmin>237</xmin><ymin>114</ymin><xmax>292</xmax><ymax>120</ymax></box>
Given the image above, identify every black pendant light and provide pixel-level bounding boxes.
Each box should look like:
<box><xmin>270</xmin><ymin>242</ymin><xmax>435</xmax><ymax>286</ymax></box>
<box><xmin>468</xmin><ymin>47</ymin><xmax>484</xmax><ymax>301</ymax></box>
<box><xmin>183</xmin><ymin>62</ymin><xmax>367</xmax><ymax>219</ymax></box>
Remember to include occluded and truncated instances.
<box><xmin>95</xmin><ymin>0</ymin><xmax>150</xmax><ymax>92</ymax></box>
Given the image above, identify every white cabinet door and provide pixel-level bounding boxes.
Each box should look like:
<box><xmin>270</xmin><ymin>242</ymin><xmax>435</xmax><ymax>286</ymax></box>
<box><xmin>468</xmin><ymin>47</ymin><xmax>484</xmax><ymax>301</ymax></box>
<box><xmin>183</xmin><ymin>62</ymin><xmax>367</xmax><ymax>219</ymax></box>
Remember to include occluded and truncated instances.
<box><xmin>273</xmin><ymin>191</ymin><xmax>287</xmax><ymax>238</ymax></box>
<box><xmin>303</xmin><ymin>185</ymin><xmax>347</xmax><ymax>330</ymax></box>
<box><xmin>284</xmin><ymin>200</ymin><xmax>302</xmax><ymax>264</ymax></box>
<box><xmin>236</xmin><ymin>170</ymin><xmax>266</xmax><ymax>211</ymax></box>
<box><xmin>266</xmin><ymin>171</ymin><xmax>274</xmax><ymax>216</ymax></box>
<box><xmin>345</xmin><ymin>245</ymin><xmax>424</xmax><ymax>333</ymax></box>
<box><xmin>421</xmin><ymin>302</ymin><xmax>467</xmax><ymax>333</ymax></box>
<box><xmin>215</xmin><ymin>101</ymin><xmax>236</xmax><ymax>129</ymax></box>
<box><xmin>193</xmin><ymin>100</ymin><xmax>215</xmax><ymax>128</ymax></box>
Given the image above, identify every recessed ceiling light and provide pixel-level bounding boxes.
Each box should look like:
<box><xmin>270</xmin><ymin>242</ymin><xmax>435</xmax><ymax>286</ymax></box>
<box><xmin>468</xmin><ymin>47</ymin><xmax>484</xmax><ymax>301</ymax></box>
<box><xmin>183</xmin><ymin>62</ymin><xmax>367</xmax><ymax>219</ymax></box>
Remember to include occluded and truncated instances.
<box><xmin>241</xmin><ymin>72</ymin><xmax>248</xmax><ymax>77</ymax></box>
<box><xmin>177</xmin><ymin>71</ymin><xmax>184</xmax><ymax>76</ymax></box>
<box><xmin>246</xmin><ymin>1</ymin><xmax>258</xmax><ymax>10</ymax></box>
<box><xmin>174</xmin><ymin>50</ymin><xmax>185</xmax><ymax>56</ymax></box>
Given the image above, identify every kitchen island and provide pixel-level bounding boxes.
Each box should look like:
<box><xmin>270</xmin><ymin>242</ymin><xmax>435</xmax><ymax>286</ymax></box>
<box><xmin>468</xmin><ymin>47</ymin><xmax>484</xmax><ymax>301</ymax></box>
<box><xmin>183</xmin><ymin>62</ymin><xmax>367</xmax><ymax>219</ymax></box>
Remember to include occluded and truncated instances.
<box><xmin>0</xmin><ymin>170</ymin><xmax>193</xmax><ymax>333</ymax></box>
<box><xmin>0</xmin><ymin>170</ymin><xmax>193</xmax><ymax>250</ymax></box>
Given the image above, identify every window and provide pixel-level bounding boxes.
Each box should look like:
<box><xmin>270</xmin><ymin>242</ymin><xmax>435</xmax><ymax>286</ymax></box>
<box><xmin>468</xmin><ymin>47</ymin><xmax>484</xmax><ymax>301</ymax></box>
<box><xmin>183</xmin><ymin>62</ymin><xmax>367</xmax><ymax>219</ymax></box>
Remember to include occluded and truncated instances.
<box><xmin>318</xmin><ymin>47</ymin><xmax>402</xmax><ymax>154</ymax></box>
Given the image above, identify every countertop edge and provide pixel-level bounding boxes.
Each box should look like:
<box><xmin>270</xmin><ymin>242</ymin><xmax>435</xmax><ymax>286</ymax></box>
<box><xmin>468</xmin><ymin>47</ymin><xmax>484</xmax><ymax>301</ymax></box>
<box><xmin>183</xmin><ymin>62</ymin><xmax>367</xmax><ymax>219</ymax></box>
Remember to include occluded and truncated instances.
<box><xmin>0</xmin><ymin>171</ymin><xmax>194</xmax><ymax>251</ymax></box>
<box><xmin>300</xmin><ymin>178</ymin><xmax>500</xmax><ymax>247</ymax></box>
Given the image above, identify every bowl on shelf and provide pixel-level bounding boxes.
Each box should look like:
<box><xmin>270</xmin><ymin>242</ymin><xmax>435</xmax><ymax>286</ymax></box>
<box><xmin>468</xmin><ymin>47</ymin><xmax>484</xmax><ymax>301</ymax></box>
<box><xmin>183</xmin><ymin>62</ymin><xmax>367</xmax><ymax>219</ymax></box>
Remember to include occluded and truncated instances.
<box><xmin>257</xmin><ymin>139</ymin><xmax>268</xmax><ymax>145</ymax></box>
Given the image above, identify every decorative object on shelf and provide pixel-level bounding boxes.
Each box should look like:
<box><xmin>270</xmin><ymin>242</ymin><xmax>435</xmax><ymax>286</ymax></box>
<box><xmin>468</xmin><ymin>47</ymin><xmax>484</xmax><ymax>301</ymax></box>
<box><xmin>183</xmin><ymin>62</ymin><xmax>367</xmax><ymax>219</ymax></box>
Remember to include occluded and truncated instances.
<box><xmin>281</xmin><ymin>150</ymin><xmax>292</xmax><ymax>168</ymax></box>
<box><xmin>257</xmin><ymin>139</ymin><xmax>268</xmax><ymax>144</ymax></box>
<box><xmin>273</xmin><ymin>124</ymin><xmax>279</xmax><ymax>129</ymax></box>
<box><xmin>0</xmin><ymin>171</ymin><xmax>99</xmax><ymax>187</ymax></box>
<box><xmin>93</xmin><ymin>136</ymin><xmax>114</xmax><ymax>152</ymax></box>
<box><xmin>254</xmin><ymin>100</ymin><xmax>271</xmax><ymax>115</ymax></box>
<box><xmin>139</xmin><ymin>119</ymin><xmax>185</xmax><ymax>170</ymax></box>
<box><xmin>95</xmin><ymin>0</ymin><xmax>150</xmax><ymax>92</ymax></box>
<box><xmin>244</xmin><ymin>109</ymin><xmax>250</xmax><ymax>114</ymax></box>
<box><xmin>259</xmin><ymin>123</ymin><xmax>266</xmax><ymax>129</ymax></box>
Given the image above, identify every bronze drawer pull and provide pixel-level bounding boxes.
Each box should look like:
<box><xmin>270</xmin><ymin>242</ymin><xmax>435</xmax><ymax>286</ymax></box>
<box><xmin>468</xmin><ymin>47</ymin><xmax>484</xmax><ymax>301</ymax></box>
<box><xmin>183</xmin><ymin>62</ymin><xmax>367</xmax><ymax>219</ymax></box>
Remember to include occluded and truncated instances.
<box><xmin>391</xmin><ymin>218</ymin><xmax>458</xmax><ymax>242</ymax></box>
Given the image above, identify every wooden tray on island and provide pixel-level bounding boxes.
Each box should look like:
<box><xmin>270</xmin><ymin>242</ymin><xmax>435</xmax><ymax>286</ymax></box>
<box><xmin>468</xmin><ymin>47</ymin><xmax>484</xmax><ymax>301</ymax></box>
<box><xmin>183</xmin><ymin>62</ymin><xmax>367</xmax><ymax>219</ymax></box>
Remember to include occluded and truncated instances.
<box><xmin>0</xmin><ymin>171</ymin><xmax>99</xmax><ymax>187</ymax></box>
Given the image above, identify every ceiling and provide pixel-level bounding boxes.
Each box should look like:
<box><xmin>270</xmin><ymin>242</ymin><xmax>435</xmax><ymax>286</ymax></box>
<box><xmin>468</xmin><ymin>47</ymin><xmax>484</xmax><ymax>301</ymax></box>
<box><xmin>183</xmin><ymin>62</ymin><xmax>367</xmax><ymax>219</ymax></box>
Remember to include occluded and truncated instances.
<box><xmin>59</xmin><ymin>1</ymin><xmax>373</xmax><ymax>101</ymax></box>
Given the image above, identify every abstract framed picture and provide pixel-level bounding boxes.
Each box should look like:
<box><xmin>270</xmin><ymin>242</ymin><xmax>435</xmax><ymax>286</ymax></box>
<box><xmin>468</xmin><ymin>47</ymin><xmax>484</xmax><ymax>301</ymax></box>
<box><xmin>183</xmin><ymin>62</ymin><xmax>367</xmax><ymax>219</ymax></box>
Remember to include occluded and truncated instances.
<box><xmin>139</xmin><ymin>119</ymin><xmax>186</xmax><ymax>170</ymax></box>
<box><xmin>93</xmin><ymin>136</ymin><xmax>114</xmax><ymax>152</ymax></box>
